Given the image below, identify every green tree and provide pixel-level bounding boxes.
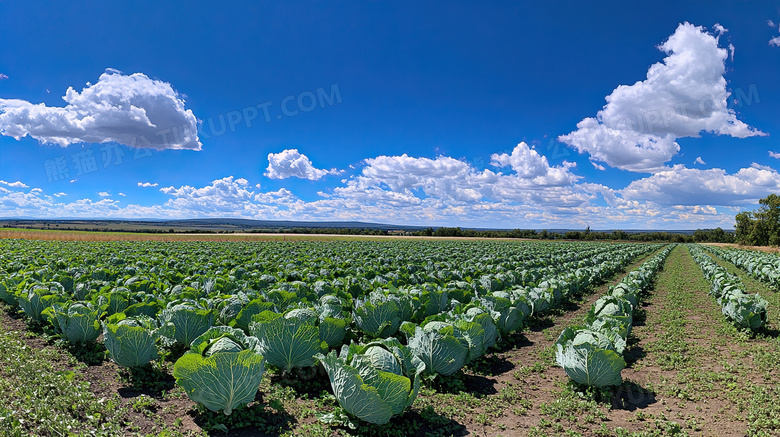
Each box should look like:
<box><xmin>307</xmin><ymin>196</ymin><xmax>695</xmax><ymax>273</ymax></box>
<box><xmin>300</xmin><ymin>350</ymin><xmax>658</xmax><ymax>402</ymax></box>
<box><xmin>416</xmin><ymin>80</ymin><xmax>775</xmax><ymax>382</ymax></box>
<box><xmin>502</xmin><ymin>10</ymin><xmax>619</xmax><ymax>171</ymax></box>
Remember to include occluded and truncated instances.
<box><xmin>735</xmin><ymin>194</ymin><xmax>780</xmax><ymax>246</ymax></box>
<box><xmin>759</xmin><ymin>194</ymin><xmax>780</xmax><ymax>246</ymax></box>
<box><xmin>735</xmin><ymin>211</ymin><xmax>755</xmax><ymax>244</ymax></box>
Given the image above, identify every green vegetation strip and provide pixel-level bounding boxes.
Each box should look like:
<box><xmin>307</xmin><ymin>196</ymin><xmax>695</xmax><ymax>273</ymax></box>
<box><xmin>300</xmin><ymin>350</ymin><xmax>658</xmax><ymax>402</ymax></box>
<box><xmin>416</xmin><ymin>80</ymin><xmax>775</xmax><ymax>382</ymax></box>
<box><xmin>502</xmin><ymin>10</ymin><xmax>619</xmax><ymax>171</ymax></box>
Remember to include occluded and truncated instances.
<box><xmin>688</xmin><ymin>244</ymin><xmax>768</xmax><ymax>331</ymax></box>
<box><xmin>0</xmin><ymin>323</ymin><xmax>126</xmax><ymax>436</ymax></box>
<box><xmin>644</xmin><ymin>246</ymin><xmax>780</xmax><ymax>436</ymax></box>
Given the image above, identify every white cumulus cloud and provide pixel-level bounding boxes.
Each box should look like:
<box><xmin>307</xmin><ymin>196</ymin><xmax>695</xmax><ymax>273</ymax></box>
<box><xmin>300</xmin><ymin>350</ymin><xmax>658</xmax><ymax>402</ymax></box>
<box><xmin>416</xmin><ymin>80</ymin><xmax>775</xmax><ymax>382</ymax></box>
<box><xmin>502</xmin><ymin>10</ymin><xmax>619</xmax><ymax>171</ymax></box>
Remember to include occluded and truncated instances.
<box><xmin>694</xmin><ymin>157</ymin><xmax>706</xmax><ymax>165</ymax></box>
<box><xmin>334</xmin><ymin>143</ymin><xmax>582</xmax><ymax>207</ymax></box>
<box><xmin>265</xmin><ymin>149</ymin><xmax>340</xmax><ymax>180</ymax></box>
<box><xmin>137</xmin><ymin>182</ymin><xmax>159</xmax><ymax>187</ymax></box>
<box><xmin>98</xmin><ymin>192</ymin><xmax>110</xmax><ymax>197</ymax></box>
<box><xmin>621</xmin><ymin>164</ymin><xmax>780</xmax><ymax>206</ymax></box>
<box><xmin>559</xmin><ymin>22</ymin><xmax>764</xmax><ymax>173</ymax></box>
<box><xmin>0</xmin><ymin>180</ymin><xmax>28</xmax><ymax>188</ymax></box>
<box><xmin>0</xmin><ymin>70</ymin><xmax>200</xmax><ymax>150</ymax></box>
<box><xmin>160</xmin><ymin>176</ymin><xmax>299</xmax><ymax>217</ymax></box>
<box><xmin>769</xmin><ymin>151</ymin><xmax>780</xmax><ymax>159</ymax></box>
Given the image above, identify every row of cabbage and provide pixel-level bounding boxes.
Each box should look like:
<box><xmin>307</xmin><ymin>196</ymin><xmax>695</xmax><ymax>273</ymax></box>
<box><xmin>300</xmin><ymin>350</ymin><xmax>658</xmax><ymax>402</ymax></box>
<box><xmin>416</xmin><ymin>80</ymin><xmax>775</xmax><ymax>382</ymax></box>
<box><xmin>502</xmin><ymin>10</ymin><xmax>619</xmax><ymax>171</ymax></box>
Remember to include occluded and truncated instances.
<box><xmin>0</xmin><ymin>240</ymin><xmax>658</xmax><ymax>425</ymax></box>
<box><xmin>555</xmin><ymin>244</ymin><xmax>674</xmax><ymax>388</ymax></box>
<box><xmin>0</xmin><ymin>240</ymin><xmax>639</xmax><ymax>298</ymax></box>
<box><xmin>381</xmin><ymin>245</ymin><xmax>658</xmax><ymax>380</ymax></box>
<box><xmin>688</xmin><ymin>245</ymin><xmax>767</xmax><ymax>330</ymax></box>
<box><xmin>310</xmin><ymin>244</ymin><xmax>659</xmax><ymax>424</ymax></box>
<box><xmin>703</xmin><ymin>246</ymin><xmax>780</xmax><ymax>289</ymax></box>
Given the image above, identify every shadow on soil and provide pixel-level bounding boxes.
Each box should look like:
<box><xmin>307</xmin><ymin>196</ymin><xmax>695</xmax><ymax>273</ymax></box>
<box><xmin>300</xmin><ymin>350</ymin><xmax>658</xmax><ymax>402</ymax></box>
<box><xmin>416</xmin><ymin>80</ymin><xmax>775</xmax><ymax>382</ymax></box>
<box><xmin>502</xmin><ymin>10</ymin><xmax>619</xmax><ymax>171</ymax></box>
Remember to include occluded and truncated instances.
<box><xmin>267</xmin><ymin>365</ymin><xmax>332</xmax><ymax>398</ymax></box>
<box><xmin>118</xmin><ymin>365</ymin><xmax>176</xmax><ymax>398</ymax></box>
<box><xmin>756</xmin><ymin>325</ymin><xmax>780</xmax><ymax>339</ymax></box>
<box><xmin>191</xmin><ymin>398</ymin><xmax>296</xmax><ymax>437</ymax></box>
<box><xmin>610</xmin><ymin>381</ymin><xmax>657</xmax><ymax>411</ymax></box>
<box><xmin>632</xmin><ymin>307</ymin><xmax>648</xmax><ymax>327</ymax></box>
<box><xmin>623</xmin><ymin>343</ymin><xmax>647</xmax><ymax>367</ymax></box>
<box><xmin>429</xmin><ymin>371</ymin><xmax>500</xmax><ymax>396</ymax></box>
<box><xmin>467</xmin><ymin>353</ymin><xmax>516</xmax><ymax>377</ymax></box>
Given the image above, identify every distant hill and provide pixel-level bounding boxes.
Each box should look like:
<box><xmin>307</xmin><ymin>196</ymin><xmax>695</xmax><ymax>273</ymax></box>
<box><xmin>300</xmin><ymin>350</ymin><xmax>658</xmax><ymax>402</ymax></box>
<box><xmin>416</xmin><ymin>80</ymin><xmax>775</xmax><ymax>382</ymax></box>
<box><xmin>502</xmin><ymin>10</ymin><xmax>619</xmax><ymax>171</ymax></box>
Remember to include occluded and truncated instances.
<box><xmin>164</xmin><ymin>218</ymin><xmax>424</xmax><ymax>230</ymax></box>
<box><xmin>0</xmin><ymin>218</ymin><xmax>427</xmax><ymax>233</ymax></box>
<box><xmin>0</xmin><ymin>218</ymin><xmax>709</xmax><ymax>234</ymax></box>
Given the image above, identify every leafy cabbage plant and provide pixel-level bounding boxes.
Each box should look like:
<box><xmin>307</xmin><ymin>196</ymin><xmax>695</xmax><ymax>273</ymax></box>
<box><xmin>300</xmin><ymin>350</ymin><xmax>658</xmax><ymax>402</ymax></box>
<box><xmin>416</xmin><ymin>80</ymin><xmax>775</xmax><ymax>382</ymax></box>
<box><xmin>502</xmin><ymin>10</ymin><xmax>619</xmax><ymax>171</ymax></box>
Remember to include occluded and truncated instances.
<box><xmin>158</xmin><ymin>303</ymin><xmax>214</xmax><ymax>347</ymax></box>
<box><xmin>400</xmin><ymin>322</ymin><xmax>468</xmax><ymax>377</ymax></box>
<box><xmin>103</xmin><ymin>316</ymin><xmax>161</xmax><ymax>368</ymax></box>
<box><xmin>17</xmin><ymin>284</ymin><xmax>65</xmax><ymax>323</ymax></box>
<box><xmin>462</xmin><ymin>307</ymin><xmax>499</xmax><ymax>352</ymax></box>
<box><xmin>45</xmin><ymin>302</ymin><xmax>101</xmax><ymax>344</ymax></box>
<box><xmin>400</xmin><ymin>315</ymin><xmax>491</xmax><ymax>376</ymax></box>
<box><xmin>555</xmin><ymin>327</ymin><xmax>626</xmax><ymax>388</ymax></box>
<box><xmin>249</xmin><ymin>308</ymin><xmax>344</xmax><ymax>372</ymax></box>
<box><xmin>471</xmin><ymin>291</ymin><xmax>530</xmax><ymax>336</ymax></box>
<box><xmin>353</xmin><ymin>295</ymin><xmax>402</xmax><ymax>338</ymax></box>
<box><xmin>231</xmin><ymin>298</ymin><xmax>275</xmax><ymax>333</ymax></box>
<box><xmin>722</xmin><ymin>294</ymin><xmax>768</xmax><ymax>330</ymax></box>
<box><xmin>315</xmin><ymin>338</ymin><xmax>425</xmax><ymax>425</ymax></box>
<box><xmin>584</xmin><ymin>296</ymin><xmax>634</xmax><ymax>338</ymax></box>
<box><xmin>173</xmin><ymin>326</ymin><xmax>265</xmax><ymax>415</ymax></box>
<box><xmin>0</xmin><ymin>279</ymin><xmax>19</xmax><ymax>305</ymax></box>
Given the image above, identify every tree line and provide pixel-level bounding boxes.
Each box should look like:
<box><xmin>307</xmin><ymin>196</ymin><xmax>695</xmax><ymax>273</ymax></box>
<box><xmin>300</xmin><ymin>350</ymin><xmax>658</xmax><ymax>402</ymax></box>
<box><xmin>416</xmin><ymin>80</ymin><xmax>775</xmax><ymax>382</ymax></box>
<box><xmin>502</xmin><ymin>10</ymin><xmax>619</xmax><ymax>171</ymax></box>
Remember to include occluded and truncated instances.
<box><xmin>735</xmin><ymin>194</ymin><xmax>780</xmax><ymax>246</ymax></box>
<box><xmin>410</xmin><ymin>226</ymin><xmax>731</xmax><ymax>243</ymax></box>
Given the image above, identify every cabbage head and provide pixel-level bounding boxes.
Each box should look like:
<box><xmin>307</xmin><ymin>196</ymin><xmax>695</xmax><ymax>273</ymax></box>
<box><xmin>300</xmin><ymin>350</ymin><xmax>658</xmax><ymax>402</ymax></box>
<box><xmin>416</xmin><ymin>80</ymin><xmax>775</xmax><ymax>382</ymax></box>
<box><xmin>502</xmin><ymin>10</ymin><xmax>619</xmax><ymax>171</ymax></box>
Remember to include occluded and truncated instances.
<box><xmin>315</xmin><ymin>338</ymin><xmax>425</xmax><ymax>425</ymax></box>
<box><xmin>722</xmin><ymin>295</ymin><xmax>768</xmax><ymax>330</ymax></box>
<box><xmin>174</xmin><ymin>326</ymin><xmax>265</xmax><ymax>415</ymax></box>
<box><xmin>555</xmin><ymin>327</ymin><xmax>626</xmax><ymax>388</ymax></box>
<box><xmin>249</xmin><ymin>309</ymin><xmax>328</xmax><ymax>372</ymax></box>
<box><xmin>102</xmin><ymin>316</ymin><xmax>160</xmax><ymax>368</ymax></box>
<box><xmin>45</xmin><ymin>302</ymin><xmax>101</xmax><ymax>344</ymax></box>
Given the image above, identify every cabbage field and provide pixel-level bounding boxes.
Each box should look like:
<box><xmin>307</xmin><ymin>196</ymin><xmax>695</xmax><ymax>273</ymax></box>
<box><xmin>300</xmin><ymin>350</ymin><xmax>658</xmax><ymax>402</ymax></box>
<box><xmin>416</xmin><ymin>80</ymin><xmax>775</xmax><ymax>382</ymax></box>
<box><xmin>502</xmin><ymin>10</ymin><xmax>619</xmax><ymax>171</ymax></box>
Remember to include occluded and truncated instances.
<box><xmin>1</xmin><ymin>239</ymin><xmax>780</xmax><ymax>436</ymax></box>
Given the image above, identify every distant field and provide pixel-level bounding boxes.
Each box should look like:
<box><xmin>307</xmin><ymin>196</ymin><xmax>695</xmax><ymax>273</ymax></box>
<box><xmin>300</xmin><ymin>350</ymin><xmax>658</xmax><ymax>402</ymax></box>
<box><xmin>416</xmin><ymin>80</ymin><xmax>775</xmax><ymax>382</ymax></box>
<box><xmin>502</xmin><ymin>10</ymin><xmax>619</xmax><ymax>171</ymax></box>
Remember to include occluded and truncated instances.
<box><xmin>0</xmin><ymin>227</ymin><xmax>535</xmax><ymax>242</ymax></box>
<box><xmin>704</xmin><ymin>241</ymin><xmax>780</xmax><ymax>254</ymax></box>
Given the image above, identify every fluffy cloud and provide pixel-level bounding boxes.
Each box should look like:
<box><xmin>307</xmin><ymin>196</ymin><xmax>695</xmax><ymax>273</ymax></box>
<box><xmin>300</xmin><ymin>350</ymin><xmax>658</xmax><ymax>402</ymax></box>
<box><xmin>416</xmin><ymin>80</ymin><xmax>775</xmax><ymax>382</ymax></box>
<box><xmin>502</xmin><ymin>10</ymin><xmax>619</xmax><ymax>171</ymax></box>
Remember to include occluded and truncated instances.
<box><xmin>621</xmin><ymin>164</ymin><xmax>780</xmax><ymax>206</ymax></box>
<box><xmin>0</xmin><ymin>180</ymin><xmax>28</xmax><ymax>188</ymax></box>
<box><xmin>334</xmin><ymin>143</ymin><xmax>582</xmax><ymax>207</ymax></box>
<box><xmin>160</xmin><ymin>176</ymin><xmax>267</xmax><ymax>215</ymax></box>
<box><xmin>490</xmin><ymin>143</ymin><xmax>579</xmax><ymax>186</ymax></box>
<box><xmin>137</xmin><ymin>182</ymin><xmax>159</xmax><ymax>187</ymax></box>
<box><xmin>770</xmin><ymin>151</ymin><xmax>780</xmax><ymax>159</ymax></box>
<box><xmin>0</xmin><ymin>70</ymin><xmax>200</xmax><ymax>150</ymax></box>
<box><xmin>265</xmin><ymin>149</ymin><xmax>339</xmax><ymax>180</ymax></box>
<box><xmin>694</xmin><ymin>157</ymin><xmax>706</xmax><ymax>165</ymax></box>
<box><xmin>559</xmin><ymin>23</ymin><xmax>764</xmax><ymax>173</ymax></box>
<box><xmin>97</xmin><ymin>192</ymin><xmax>111</xmax><ymax>197</ymax></box>
<box><xmin>0</xmin><ymin>74</ymin><xmax>8</xmax><ymax>80</ymax></box>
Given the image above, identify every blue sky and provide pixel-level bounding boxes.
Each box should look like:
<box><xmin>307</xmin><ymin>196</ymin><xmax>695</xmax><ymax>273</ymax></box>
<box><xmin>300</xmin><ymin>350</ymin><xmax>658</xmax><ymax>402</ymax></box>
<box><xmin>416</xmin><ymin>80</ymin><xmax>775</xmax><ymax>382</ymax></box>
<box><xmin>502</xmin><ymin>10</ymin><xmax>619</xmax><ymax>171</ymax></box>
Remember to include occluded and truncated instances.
<box><xmin>2</xmin><ymin>1</ymin><xmax>780</xmax><ymax>229</ymax></box>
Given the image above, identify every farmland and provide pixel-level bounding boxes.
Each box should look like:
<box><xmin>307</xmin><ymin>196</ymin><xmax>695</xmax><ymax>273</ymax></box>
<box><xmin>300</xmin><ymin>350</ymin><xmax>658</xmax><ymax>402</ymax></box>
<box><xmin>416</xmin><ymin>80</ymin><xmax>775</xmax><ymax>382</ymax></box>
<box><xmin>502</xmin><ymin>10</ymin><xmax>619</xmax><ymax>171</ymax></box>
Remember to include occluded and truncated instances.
<box><xmin>1</xmin><ymin>239</ymin><xmax>780</xmax><ymax>436</ymax></box>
